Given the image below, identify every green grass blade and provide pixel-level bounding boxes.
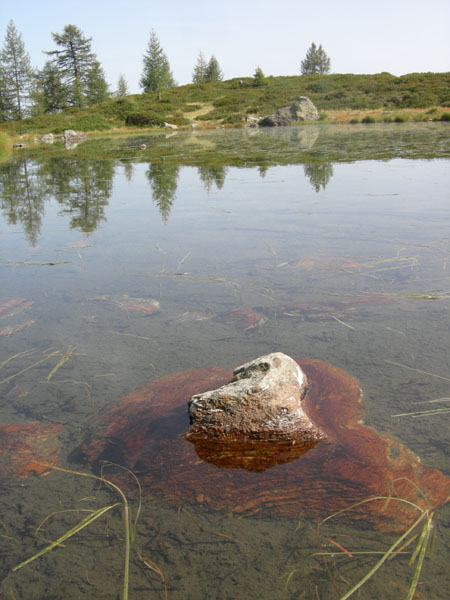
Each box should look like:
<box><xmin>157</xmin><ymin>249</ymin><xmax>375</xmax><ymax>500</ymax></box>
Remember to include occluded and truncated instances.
<box><xmin>13</xmin><ymin>503</ymin><xmax>119</xmax><ymax>572</ymax></box>
<box><xmin>406</xmin><ymin>515</ymin><xmax>433</xmax><ymax>600</ymax></box>
<box><xmin>338</xmin><ymin>511</ymin><xmax>428</xmax><ymax>600</ymax></box>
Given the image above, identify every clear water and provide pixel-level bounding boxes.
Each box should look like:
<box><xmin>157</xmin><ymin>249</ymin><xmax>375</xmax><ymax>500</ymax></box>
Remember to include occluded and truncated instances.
<box><xmin>1</xmin><ymin>124</ymin><xmax>449</xmax><ymax>599</ymax></box>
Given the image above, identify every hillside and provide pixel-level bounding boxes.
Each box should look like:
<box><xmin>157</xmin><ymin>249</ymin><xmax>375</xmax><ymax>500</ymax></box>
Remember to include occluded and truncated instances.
<box><xmin>1</xmin><ymin>72</ymin><xmax>450</xmax><ymax>136</ymax></box>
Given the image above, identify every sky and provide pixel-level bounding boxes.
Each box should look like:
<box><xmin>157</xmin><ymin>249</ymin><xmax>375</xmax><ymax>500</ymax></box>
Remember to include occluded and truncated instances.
<box><xmin>2</xmin><ymin>0</ymin><xmax>449</xmax><ymax>94</ymax></box>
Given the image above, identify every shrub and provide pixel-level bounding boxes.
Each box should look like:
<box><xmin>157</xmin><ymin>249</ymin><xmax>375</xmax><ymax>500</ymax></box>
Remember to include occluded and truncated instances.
<box><xmin>223</xmin><ymin>113</ymin><xmax>244</xmax><ymax>125</ymax></box>
<box><xmin>440</xmin><ymin>112</ymin><xmax>450</xmax><ymax>121</ymax></box>
<box><xmin>394</xmin><ymin>115</ymin><xmax>405</xmax><ymax>123</ymax></box>
<box><xmin>72</xmin><ymin>114</ymin><xmax>111</xmax><ymax>131</ymax></box>
<box><xmin>184</xmin><ymin>104</ymin><xmax>202</xmax><ymax>112</ymax></box>
<box><xmin>125</xmin><ymin>112</ymin><xmax>164</xmax><ymax>127</ymax></box>
<box><xmin>361</xmin><ymin>115</ymin><xmax>375</xmax><ymax>123</ymax></box>
<box><xmin>100</xmin><ymin>98</ymin><xmax>138</xmax><ymax>120</ymax></box>
<box><xmin>350</xmin><ymin>118</ymin><xmax>359</xmax><ymax>124</ymax></box>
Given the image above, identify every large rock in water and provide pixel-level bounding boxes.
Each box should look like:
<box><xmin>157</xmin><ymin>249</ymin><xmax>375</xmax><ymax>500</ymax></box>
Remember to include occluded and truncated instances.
<box><xmin>185</xmin><ymin>352</ymin><xmax>324</xmax><ymax>443</ymax></box>
<box><xmin>259</xmin><ymin>96</ymin><xmax>319</xmax><ymax>127</ymax></box>
<box><xmin>80</xmin><ymin>358</ymin><xmax>450</xmax><ymax>529</ymax></box>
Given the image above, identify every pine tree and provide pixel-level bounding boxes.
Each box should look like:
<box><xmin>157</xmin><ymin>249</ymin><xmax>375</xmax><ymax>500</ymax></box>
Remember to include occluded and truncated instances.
<box><xmin>140</xmin><ymin>30</ymin><xmax>175</xmax><ymax>99</ymax></box>
<box><xmin>192</xmin><ymin>51</ymin><xmax>207</xmax><ymax>83</ymax></box>
<box><xmin>116</xmin><ymin>73</ymin><xmax>128</xmax><ymax>97</ymax></box>
<box><xmin>300</xmin><ymin>42</ymin><xmax>331</xmax><ymax>75</ymax></box>
<box><xmin>32</xmin><ymin>60</ymin><xmax>69</xmax><ymax>114</ymax></box>
<box><xmin>45</xmin><ymin>24</ymin><xmax>106</xmax><ymax>108</ymax></box>
<box><xmin>205</xmin><ymin>55</ymin><xmax>223</xmax><ymax>82</ymax></box>
<box><xmin>85</xmin><ymin>60</ymin><xmax>109</xmax><ymax>105</ymax></box>
<box><xmin>0</xmin><ymin>65</ymin><xmax>15</xmax><ymax>120</ymax></box>
<box><xmin>0</xmin><ymin>20</ymin><xmax>34</xmax><ymax>119</ymax></box>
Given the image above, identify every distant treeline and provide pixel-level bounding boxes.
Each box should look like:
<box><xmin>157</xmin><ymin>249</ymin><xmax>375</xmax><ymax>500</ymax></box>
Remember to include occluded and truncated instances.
<box><xmin>0</xmin><ymin>19</ymin><xmax>449</xmax><ymax>133</ymax></box>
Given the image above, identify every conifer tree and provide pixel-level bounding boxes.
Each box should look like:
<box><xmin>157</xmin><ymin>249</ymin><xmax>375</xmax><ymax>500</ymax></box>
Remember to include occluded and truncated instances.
<box><xmin>0</xmin><ymin>66</ymin><xmax>14</xmax><ymax>120</ymax></box>
<box><xmin>0</xmin><ymin>20</ymin><xmax>34</xmax><ymax>119</ymax></box>
<box><xmin>205</xmin><ymin>55</ymin><xmax>223</xmax><ymax>82</ymax></box>
<box><xmin>32</xmin><ymin>60</ymin><xmax>69</xmax><ymax>113</ymax></box>
<box><xmin>140</xmin><ymin>30</ymin><xmax>175</xmax><ymax>99</ymax></box>
<box><xmin>192</xmin><ymin>51</ymin><xmax>207</xmax><ymax>83</ymax></box>
<box><xmin>116</xmin><ymin>73</ymin><xmax>128</xmax><ymax>97</ymax></box>
<box><xmin>46</xmin><ymin>24</ymin><xmax>107</xmax><ymax>108</ymax></box>
<box><xmin>85</xmin><ymin>60</ymin><xmax>109</xmax><ymax>105</ymax></box>
<box><xmin>300</xmin><ymin>42</ymin><xmax>331</xmax><ymax>75</ymax></box>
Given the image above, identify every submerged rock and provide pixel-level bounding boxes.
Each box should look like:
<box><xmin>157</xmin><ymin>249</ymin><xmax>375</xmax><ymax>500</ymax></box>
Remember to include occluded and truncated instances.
<box><xmin>0</xmin><ymin>422</ymin><xmax>65</xmax><ymax>479</ymax></box>
<box><xmin>212</xmin><ymin>307</ymin><xmax>266</xmax><ymax>330</ymax></box>
<box><xmin>186</xmin><ymin>352</ymin><xmax>324</xmax><ymax>444</ymax></box>
<box><xmin>80</xmin><ymin>358</ymin><xmax>450</xmax><ymax>530</ymax></box>
<box><xmin>88</xmin><ymin>294</ymin><xmax>160</xmax><ymax>315</ymax></box>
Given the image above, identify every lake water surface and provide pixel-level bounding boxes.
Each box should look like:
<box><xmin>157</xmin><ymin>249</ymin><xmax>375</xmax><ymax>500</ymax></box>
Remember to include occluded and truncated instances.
<box><xmin>1</xmin><ymin>124</ymin><xmax>449</xmax><ymax>599</ymax></box>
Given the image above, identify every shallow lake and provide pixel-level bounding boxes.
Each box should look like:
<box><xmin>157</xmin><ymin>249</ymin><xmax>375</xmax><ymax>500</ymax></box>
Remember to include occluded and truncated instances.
<box><xmin>1</xmin><ymin>123</ymin><xmax>449</xmax><ymax>599</ymax></box>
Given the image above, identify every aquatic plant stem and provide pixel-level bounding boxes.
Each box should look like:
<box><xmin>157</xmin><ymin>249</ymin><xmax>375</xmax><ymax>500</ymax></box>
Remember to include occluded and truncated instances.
<box><xmin>338</xmin><ymin>510</ymin><xmax>429</xmax><ymax>600</ymax></box>
<box><xmin>33</xmin><ymin>463</ymin><xmax>132</xmax><ymax>600</ymax></box>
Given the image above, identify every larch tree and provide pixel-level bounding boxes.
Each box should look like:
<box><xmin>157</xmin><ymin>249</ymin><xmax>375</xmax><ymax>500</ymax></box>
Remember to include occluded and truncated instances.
<box><xmin>300</xmin><ymin>42</ymin><xmax>331</xmax><ymax>75</ymax></box>
<box><xmin>32</xmin><ymin>60</ymin><xmax>69</xmax><ymax>114</ymax></box>
<box><xmin>116</xmin><ymin>73</ymin><xmax>128</xmax><ymax>97</ymax></box>
<box><xmin>45</xmin><ymin>24</ymin><xmax>108</xmax><ymax>108</ymax></box>
<box><xmin>205</xmin><ymin>55</ymin><xmax>223</xmax><ymax>82</ymax></box>
<box><xmin>192</xmin><ymin>51</ymin><xmax>207</xmax><ymax>83</ymax></box>
<box><xmin>85</xmin><ymin>60</ymin><xmax>110</xmax><ymax>105</ymax></box>
<box><xmin>0</xmin><ymin>20</ymin><xmax>34</xmax><ymax>120</ymax></box>
<box><xmin>140</xmin><ymin>30</ymin><xmax>175</xmax><ymax>99</ymax></box>
<box><xmin>0</xmin><ymin>65</ymin><xmax>15</xmax><ymax>120</ymax></box>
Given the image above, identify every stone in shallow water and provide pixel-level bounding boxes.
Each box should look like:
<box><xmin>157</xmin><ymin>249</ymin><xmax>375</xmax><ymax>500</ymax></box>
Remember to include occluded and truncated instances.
<box><xmin>212</xmin><ymin>307</ymin><xmax>266</xmax><ymax>330</ymax></box>
<box><xmin>186</xmin><ymin>352</ymin><xmax>324</xmax><ymax>444</ymax></box>
<box><xmin>80</xmin><ymin>359</ymin><xmax>450</xmax><ymax>531</ymax></box>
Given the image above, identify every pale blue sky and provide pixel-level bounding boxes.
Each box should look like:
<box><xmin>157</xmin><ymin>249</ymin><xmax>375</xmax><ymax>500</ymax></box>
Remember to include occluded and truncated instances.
<box><xmin>2</xmin><ymin>0</ymin><xmax>449</xmax><ymax>93</ymax></box>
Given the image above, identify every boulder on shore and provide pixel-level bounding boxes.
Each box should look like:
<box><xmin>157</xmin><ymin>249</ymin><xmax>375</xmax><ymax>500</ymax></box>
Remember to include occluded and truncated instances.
<box><xmin>185</xmin><ymin>352</ymin><xmax>324</xmax><ymax>443</ymax></box>
<box><xmin>41</xmin><ymin>133</ymin><xmax>55</xmax><ymax>143</ymax></box>
<box><xmin>259</xmin><ymin>96</ymin><xmax>319</xmax><ymax>127</ymax></box>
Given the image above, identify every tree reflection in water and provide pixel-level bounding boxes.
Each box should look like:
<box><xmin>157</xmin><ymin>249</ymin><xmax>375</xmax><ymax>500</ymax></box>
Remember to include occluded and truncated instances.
<box><xmin>0</xmin><ymin>158</ymin><xmax>46</xmax><ymax>246</ymax></box>
<box><xmin>198</xmin><ymin>164</ymin><xmax>227</xmax><ymax>194</ymax></box>
<box><xmin>0</xmin><ymin>152</ymin><xmax>336</xmax><ymax>243</ymax></box>
<box><xmin>303</xmin><ymin>161</ymin><xmax>334</xmax><ymax>192</ymax></box>
<box><xmin>146</xmin><ymin>161</ymin><xmax>180</xmax><ymax>222</ymax></box>
<box><xmin>0</xmin><ymin>156</ymin><xmax>115</xmax><ymax>242</ymax></box>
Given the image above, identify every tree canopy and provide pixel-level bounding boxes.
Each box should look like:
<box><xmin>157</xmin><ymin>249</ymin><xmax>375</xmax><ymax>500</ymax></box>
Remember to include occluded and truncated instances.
<box><xmin>301</xmin><ymin>43</ymin><xmax>331</xmax><ymax>75</ymax></box>
<box><xmin>253</xmin><ymin>66</ymin><xmax>265</xmax><ymax>87</ymax></box>
<box><xmin>116</xmin><ymin>73</ymin><xmax>128</xmax><ymax>98</ymax></box>
<box><xmin>192</xmin><ymin>51</ymin><xmax>207</xmax><ymax>83</ymax></box>
<box><xmin>140</xmin><ymin>30</ymin><xmax>175</xmax><ymax>98</ymax></box>
<box><xmin>1</xmin><ymin>20</ymin><xmax>34</xmax><ymax>119</ymax></box>
<box><xmin>45</xmin><ymin>24</ymin><xmax>108</xmax><ymax>108</ymax></box>
<box><xmin>205</xmin><ymin>55</ymin><xmax>223</xmax><ymax>82</ymax></box>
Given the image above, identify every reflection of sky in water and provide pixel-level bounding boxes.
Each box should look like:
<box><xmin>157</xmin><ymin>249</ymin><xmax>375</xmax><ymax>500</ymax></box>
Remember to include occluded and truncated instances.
<box><xmin>0</xmin><ymin>131</ymin><xmax>449</xmax><ymax>599</ymax></box>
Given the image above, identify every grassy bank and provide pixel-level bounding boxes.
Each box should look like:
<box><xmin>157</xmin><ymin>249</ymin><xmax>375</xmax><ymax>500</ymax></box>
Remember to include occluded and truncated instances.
<box><xmin>1</xmin><ymin>72</ymin><xmax>449</xmax><ymax>138</ymax></box>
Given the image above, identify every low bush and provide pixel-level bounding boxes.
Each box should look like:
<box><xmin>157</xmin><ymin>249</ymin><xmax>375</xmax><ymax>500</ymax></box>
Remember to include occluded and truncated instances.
<box><xmin>184</xmin><ymin>104</ymin><xmax>202</xmax><ymax>112</ymax></box>
<box><xmin>99</xmin><ymin>98</ymin><xmax>138</xmax><ymax>120</ymax></box>
<box><xmin>223</xmin><ymin>113</ymin><xmax>244</xmax><ymax>125</ymax></box>
<box><xmin>125</xmin><ymin>112</ymin><xmax>164</xmax><ymax>127</ymax></box>
<box><xmin>72</xmin><ymin>113</ymin><xmax>111</xmax><ymax>131</ymax></box>
<box><xmin>440</xmin><ymin>112</ymin><xmax>450</xmax><ymax>121</ymax></box>
<box><xmin>361</xmin><ymin>115</ymin><xmax>375</xmax><ymax>123</ymax></box>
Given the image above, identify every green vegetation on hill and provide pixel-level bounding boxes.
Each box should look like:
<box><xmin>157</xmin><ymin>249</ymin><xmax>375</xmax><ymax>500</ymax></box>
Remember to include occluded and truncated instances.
<box><xmin>1</xmin><ymin>72</ymin><xmax>449</xmax><ymax>136</ymax></box>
